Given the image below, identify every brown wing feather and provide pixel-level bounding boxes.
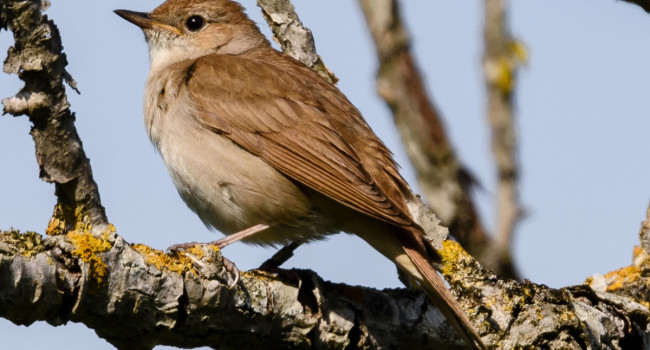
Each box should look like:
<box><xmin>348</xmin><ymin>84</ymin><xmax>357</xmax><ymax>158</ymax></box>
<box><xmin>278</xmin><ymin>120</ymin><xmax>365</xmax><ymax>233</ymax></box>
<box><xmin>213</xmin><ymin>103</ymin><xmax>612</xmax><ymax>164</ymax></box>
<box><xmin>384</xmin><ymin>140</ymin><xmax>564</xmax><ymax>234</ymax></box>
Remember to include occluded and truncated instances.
<box><xmin>184</xmin><ymin>50</ymin><xmax>417</xmax><ymax>229</ymax></box>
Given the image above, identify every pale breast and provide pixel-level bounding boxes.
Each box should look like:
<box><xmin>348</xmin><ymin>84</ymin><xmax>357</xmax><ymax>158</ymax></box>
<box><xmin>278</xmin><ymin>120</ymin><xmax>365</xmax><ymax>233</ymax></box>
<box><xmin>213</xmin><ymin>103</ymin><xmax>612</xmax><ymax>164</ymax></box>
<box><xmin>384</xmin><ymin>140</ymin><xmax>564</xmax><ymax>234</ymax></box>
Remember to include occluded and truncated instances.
<box><xmin>143</xmin><ymin>69</ymin><xmax>336</xmax><ymax>245</ymax></box>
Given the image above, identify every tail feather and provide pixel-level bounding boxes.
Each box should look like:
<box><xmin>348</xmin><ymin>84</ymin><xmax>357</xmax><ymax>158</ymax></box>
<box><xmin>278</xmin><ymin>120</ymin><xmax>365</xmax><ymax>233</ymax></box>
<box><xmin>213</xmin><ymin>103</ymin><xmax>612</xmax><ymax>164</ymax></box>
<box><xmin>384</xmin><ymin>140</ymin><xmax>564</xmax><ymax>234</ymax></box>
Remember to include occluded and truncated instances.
<box><xmin>348</xmin><ymin>218</ymin><xmax>485</xmax><ymax>349</ymax></box>
<box><xmin>402</xmin><ymin>237</ymin><xmax>486</xmax><ymax>350</ymax></box>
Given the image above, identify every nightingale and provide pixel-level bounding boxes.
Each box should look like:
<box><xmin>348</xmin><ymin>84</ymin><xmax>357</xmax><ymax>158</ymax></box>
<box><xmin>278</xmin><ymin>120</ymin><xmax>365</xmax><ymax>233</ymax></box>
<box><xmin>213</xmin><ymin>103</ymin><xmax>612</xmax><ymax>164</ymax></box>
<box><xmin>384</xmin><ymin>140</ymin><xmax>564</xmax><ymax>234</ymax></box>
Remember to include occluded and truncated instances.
<box><xmin>115</xmin><ymin>1</ymin><xmax>484</xmax><ymax>348</ymax></box>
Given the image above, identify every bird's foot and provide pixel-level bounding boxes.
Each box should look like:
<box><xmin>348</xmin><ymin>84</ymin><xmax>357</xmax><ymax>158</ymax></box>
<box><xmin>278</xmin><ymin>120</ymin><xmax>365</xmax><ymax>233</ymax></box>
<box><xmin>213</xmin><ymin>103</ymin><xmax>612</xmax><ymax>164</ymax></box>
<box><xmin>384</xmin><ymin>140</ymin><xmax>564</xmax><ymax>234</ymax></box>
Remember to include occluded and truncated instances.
<box><xmin>219</xmin><ymin>254</ymin><xmax>241</xmax><ymax>287</ymax></box>
<box><xmin>168</xmin><ymin>243</ymin><xmax>241</xmax><ymax>287</ymax></box>
<box><xmin>166</xmin><ymin>224</ymin><xmax>270</xmax><ymax>287</ymax></box>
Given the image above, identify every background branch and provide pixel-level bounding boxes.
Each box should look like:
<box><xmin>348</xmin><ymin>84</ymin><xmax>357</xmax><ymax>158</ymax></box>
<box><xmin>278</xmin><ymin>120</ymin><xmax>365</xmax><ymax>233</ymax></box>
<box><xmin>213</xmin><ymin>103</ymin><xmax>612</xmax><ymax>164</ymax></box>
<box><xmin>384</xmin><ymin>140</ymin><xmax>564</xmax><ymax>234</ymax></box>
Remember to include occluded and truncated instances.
<box><xmin>482</xmin><ymin>0</ymin><xmax>524</xmax><ymax>274</ymax></box>
<box><xmin>357</xmin><ymin>0</ymin><xmax>518</xmax><ymax>279</ymax></box>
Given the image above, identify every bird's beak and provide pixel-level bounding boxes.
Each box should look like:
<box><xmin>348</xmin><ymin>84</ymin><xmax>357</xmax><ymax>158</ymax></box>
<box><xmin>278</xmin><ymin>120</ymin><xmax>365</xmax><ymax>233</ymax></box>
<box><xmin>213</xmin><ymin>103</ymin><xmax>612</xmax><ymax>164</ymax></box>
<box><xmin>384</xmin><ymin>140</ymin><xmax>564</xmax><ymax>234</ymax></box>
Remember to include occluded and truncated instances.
<box><xmin>114</xmin><ymin>9</ymin><xmax>183</xmax><ymax>35</ymax></box>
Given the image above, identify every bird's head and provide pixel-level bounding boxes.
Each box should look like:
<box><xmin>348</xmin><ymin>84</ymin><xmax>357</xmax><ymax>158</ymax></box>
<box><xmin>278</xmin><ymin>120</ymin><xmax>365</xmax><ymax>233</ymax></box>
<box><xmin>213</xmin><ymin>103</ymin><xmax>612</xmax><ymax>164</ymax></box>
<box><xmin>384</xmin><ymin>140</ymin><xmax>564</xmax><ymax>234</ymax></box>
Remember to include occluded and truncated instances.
<box><xmin>115</xmin><ymin>0</ymin><xmax>268</xmax><ymax>72</ymax></box>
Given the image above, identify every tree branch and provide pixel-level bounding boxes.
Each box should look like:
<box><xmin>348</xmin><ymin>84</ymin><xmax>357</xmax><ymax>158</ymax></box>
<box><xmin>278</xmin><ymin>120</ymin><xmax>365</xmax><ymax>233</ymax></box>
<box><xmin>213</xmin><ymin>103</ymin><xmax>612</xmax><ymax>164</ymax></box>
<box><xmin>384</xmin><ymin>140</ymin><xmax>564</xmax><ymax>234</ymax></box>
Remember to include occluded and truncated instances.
<box><xmin>255</xmin><ymin>0</ymin><xmax>336</xmax><ymax>84</ymax></box>
<box><xmin>482</xmin><ymin>0</ymin><xmax>525</xmax><ymax>274</ymax></box>
<box><xmin>1</xmin><ymin>227</ymin><xmax>648</xmax><ymax>349</ymax></box>
<box><xmin>1</xmin><ymin>0</ymin><xmax>108</xmax><ymax>232</ymax></box>
<box><xmin>357</xmin><ymin>0</ymin><xmax>518</xmax><ymax>279</ymax></box>
<box><xmin>0</xmin><ymin>229</ymin><xmax>474</xmax><ymax>349</ymax></box>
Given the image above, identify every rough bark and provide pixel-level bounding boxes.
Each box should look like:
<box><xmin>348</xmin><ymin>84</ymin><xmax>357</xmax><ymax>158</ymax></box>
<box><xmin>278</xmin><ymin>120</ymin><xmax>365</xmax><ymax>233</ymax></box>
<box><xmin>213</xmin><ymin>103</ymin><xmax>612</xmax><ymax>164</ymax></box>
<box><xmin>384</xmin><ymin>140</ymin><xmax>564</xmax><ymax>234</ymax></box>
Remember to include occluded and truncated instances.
<box><xmin>256</xmin><ymin>0</ymin><xmax>336</xmax><ymax>84</ymax></box>
<box><xmin>1</xmin><ymin>0</ymin><xmax>108</xmax><ymax>233</ymax></box>
<box><xmin>357</xmin><ymin>0</ymin><xmax>518</xmax><ymax>279</ymax></box>
<box><xmin>1</xmin><ymin>226</ymin><xmax>649</xmax><ymax>349</ymax></box>
<box><xmin>0</xmin><ymin>228</ymin><xmax>466</xmax><ymax>350</ymax></box>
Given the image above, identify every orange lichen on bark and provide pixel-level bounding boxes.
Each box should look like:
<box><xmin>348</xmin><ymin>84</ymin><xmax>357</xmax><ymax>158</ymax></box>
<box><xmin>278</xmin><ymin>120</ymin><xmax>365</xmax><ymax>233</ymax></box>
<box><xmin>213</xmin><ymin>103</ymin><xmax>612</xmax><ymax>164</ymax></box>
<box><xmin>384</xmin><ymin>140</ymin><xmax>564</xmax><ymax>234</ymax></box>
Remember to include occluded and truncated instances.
<box><xmin>439</xmin><ymin>240</ymin><xmax>476</xmax><ymax>281</ymax></box>
<box><xmin>67</xmin><ymin>229</ymin><xmax>114</xmax><ymax>285</ymax></box>
<box><xmin>586</xmin><ymin>265</ymin><xmax>642</xmax><ymax>292</ymax></box>
<box><xmin>185</xmin><ymin>244</ymin><xmax>221</xmax><ymax>262</ymax></box>
<box><xmin>602</xmin><ymin>265</ymin><xmax>642</xmax><ymax>292</ymax></box>
<box><xmin>131</xmin><ymin>244</ymin><xmax>199</xmax><ymax>275</ymax></box>
<box><xmin>47</xmin><ymin>203</ymin><xmax>94</xmax><ymax>236</ymax></box>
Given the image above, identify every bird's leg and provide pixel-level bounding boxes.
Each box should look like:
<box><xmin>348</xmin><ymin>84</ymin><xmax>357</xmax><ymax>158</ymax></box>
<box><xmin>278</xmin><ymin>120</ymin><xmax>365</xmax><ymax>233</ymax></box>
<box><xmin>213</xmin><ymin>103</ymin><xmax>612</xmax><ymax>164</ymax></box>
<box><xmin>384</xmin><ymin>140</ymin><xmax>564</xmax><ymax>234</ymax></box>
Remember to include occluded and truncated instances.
<box><xmin>259</xmin><ymin>241</ymin><xmax>302</xmax><ymax>270</ymax></box>
<box><xmin>211</xmin><ymin>223</ymin><xmax>271</xmax><ymax>249</ymax></box>
<box><xmin>167</xmin><ymin>223</ymin><xmax>270</xmax><ymax>251</ymax></box>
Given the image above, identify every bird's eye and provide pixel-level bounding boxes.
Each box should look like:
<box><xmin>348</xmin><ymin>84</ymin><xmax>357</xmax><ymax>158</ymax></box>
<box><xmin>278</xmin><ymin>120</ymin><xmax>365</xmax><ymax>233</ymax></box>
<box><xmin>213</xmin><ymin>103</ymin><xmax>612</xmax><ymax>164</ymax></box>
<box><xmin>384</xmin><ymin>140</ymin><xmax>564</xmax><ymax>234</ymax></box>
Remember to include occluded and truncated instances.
<box><xmin>185</xmin><ymin>15</ymin><xmax>205</xmax><ymax>32</ymax></box>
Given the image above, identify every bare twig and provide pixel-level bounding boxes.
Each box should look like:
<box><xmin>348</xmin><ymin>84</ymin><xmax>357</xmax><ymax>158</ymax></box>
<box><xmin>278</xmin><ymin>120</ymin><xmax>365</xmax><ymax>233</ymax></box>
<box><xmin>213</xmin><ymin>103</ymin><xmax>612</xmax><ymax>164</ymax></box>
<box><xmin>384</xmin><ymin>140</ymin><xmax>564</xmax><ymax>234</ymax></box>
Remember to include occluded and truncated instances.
<box><xmin>482</xmin><ymin>0</ymin><xmax>524</xmax><ymax>272</ymax></box>
<box><xmin>1</xmin><ymin>0</ymin><xmax>107</xmax><ymax>232</ymax></box>
<box><xmin>255</xmin><ymin>0</ymin><xmax>336</xmax><ymax>84</ymax></box>
<box><xmin>357</xmin><ymin>0</ymin><xmax>518</xmax><ymax>278</ymax></box>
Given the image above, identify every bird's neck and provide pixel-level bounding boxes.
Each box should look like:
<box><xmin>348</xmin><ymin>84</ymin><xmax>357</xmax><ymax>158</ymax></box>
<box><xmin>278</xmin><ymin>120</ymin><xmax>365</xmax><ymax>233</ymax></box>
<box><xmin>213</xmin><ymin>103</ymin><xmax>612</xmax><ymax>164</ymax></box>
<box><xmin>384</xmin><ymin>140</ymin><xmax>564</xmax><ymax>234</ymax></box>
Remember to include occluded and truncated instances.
<box><xmin>146</xmin><ymin>28</ymin><xmax>270</xmax><ymax>75</ymax></box>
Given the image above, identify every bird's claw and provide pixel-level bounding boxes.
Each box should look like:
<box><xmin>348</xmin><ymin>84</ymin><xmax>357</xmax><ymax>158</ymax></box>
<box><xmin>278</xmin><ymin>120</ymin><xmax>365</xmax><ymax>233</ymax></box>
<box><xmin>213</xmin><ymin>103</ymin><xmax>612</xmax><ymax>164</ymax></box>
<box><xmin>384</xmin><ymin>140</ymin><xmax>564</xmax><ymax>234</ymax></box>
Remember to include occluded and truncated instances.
<box><xmin>167</xmin><ymin>242</ymin><xmax>240</xmax><ymax>288</ymax></box>
<box><xmin>221</xmin><ymin>255</ymin><xmax>240</xmax><ymax>287</ymax></box>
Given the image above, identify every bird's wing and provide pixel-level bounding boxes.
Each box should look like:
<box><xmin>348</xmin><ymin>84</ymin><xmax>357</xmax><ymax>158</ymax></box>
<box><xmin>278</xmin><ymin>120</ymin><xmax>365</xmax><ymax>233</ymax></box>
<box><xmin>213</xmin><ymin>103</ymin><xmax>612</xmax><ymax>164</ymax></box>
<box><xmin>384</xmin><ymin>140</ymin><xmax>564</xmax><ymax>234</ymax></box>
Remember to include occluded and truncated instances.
<box><xmin>184</xmin><ymin>52</ymin><xmax>417</xmax><ymax>229</ymax></box>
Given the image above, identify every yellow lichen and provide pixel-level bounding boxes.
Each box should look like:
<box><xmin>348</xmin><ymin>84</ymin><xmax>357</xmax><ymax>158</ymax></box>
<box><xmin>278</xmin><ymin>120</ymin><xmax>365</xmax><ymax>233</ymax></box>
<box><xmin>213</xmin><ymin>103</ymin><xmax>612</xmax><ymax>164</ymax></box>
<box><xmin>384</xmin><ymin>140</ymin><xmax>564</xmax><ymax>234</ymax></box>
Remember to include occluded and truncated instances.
<box><xmin>586</xmin><ymin>264</ymin><xmax>643</xmax><ymax>292</ymax></box>
<box><xmin>494</xmin><ymin>57</ymin><xmax>514</xmax><ymax>94</ymax></box>
<box><xmin>19</xmin><ymin>232</ymin><xmax>42</xmax><ymax>258</ymax></box>
<box><xmin>132</xmin><ymin>244</ymin><xmax>197</xmax><ymax>275</ymax></box>
<box><xmin>602</xmin><ymin>265</ymin><xmax>641</xmax><ymax>292</ymax></box>
<box><xmin>484</xmin><ymin>39</ymin><xmax>528</xmax><ymax>95</ymax></box>
<box><xmin>186</xmin><ymin>244</ymin><xmax>216</xmax><ymax>261</ymax></box>
<box><xmin>521</xmin><ymin>284</ymin><xmax>535</xmax><ymax>302</ymax></box>
<box><xmin>509</xmin><ymin>40</ymin><xmax>529</xmax><ymax>64</ymax></box>
<box><xmin>46</xmin><ymin>217</ymin><xmax>65</xmax><ymax>236</ymax></box>
<box><xmin>559</xmin><ymin>309</ymin><xmax>576</xmax><ymax>323</ymax></box>
<box><xmin>68</xmin><ymin>230</ymin><xmax>113</xmax><ymax>285</ymax></box>
<box><xmin>439</xmin><ymin>240</ymin><xmax>472</xmax><ymax>279</ymax></box>
<box><xmin>1</xmin><ymin>230</ymin><xmax>44</xmax><ymax>258</ymax></box>
<box><xmin>47</xmin><ymin>203</ymin><xmax>94</xmax><ymax>236</ymax></box>
<box><xmin>440</xmin><ymin>240</ymin><xmax>463</xmax><ymax>262</ymax></box>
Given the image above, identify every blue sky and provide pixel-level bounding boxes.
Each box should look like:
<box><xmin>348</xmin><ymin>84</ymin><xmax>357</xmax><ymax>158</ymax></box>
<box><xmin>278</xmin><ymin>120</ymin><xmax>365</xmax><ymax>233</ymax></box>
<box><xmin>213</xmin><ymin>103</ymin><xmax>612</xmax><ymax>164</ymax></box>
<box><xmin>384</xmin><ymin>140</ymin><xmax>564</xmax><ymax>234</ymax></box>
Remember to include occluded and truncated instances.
<box><xmin>1</xmin><ymin>1</ymin><xmax>649</xmax><ymax>348</ymax></box>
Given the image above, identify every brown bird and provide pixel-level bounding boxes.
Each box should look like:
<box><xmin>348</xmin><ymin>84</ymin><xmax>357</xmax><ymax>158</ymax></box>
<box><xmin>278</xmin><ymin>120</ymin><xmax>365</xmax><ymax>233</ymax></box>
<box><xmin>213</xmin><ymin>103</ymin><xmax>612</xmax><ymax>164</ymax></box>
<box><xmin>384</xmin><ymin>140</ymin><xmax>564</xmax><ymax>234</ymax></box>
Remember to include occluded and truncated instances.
<box><xmin>115</xmin><ymin>1</ymin><xmax>484</xmax><ymax>348</ymax></box>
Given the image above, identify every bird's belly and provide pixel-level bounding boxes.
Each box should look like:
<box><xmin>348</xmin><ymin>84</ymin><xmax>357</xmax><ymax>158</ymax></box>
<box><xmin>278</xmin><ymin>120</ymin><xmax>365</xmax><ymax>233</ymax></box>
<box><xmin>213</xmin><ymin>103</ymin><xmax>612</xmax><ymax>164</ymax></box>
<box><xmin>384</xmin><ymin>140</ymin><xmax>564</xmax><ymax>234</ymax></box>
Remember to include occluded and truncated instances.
<box><xmin>157</xmin><ymin>126</ymin><xmax>333</xmax><ymax>246</ymax></box>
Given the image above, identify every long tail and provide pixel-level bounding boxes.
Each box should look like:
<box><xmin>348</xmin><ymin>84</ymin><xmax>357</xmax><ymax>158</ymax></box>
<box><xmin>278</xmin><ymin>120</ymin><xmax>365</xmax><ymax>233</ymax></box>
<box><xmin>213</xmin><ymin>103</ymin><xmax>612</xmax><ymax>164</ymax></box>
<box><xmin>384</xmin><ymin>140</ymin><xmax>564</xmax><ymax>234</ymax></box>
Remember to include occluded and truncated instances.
<box><xmin>400</xmin><ymin>233</ymin><xmax>486</xmax><ymax>350</ymax></box>
<box><xmin>350</xmin><ymin>218</ymin><xmax>485</xmax><ymax>349</ymax></box>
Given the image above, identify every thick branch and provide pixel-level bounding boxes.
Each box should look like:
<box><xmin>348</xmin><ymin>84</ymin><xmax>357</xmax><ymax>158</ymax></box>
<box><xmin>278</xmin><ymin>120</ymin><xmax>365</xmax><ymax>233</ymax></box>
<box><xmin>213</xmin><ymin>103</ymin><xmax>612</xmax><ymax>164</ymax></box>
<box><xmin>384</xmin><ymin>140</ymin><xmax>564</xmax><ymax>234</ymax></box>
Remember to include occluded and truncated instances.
<box><xmin>0</xmin><ymin>229</ymin><xmax>474</xmax><ymax>349</ymax></box>
<box><xmin>1</xmin><ymin>0</ymin><xmax>107</xmax><ymax>231</ymax></box>
<box><xmin>1</xmin><ymin>229</ymin><xmax>648</xmax><ymax>349</ymax></box>
<box><xmin>482</xmin><ymin>0</ymin><xmax>524</xmax><ymax>273</ymax></box>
